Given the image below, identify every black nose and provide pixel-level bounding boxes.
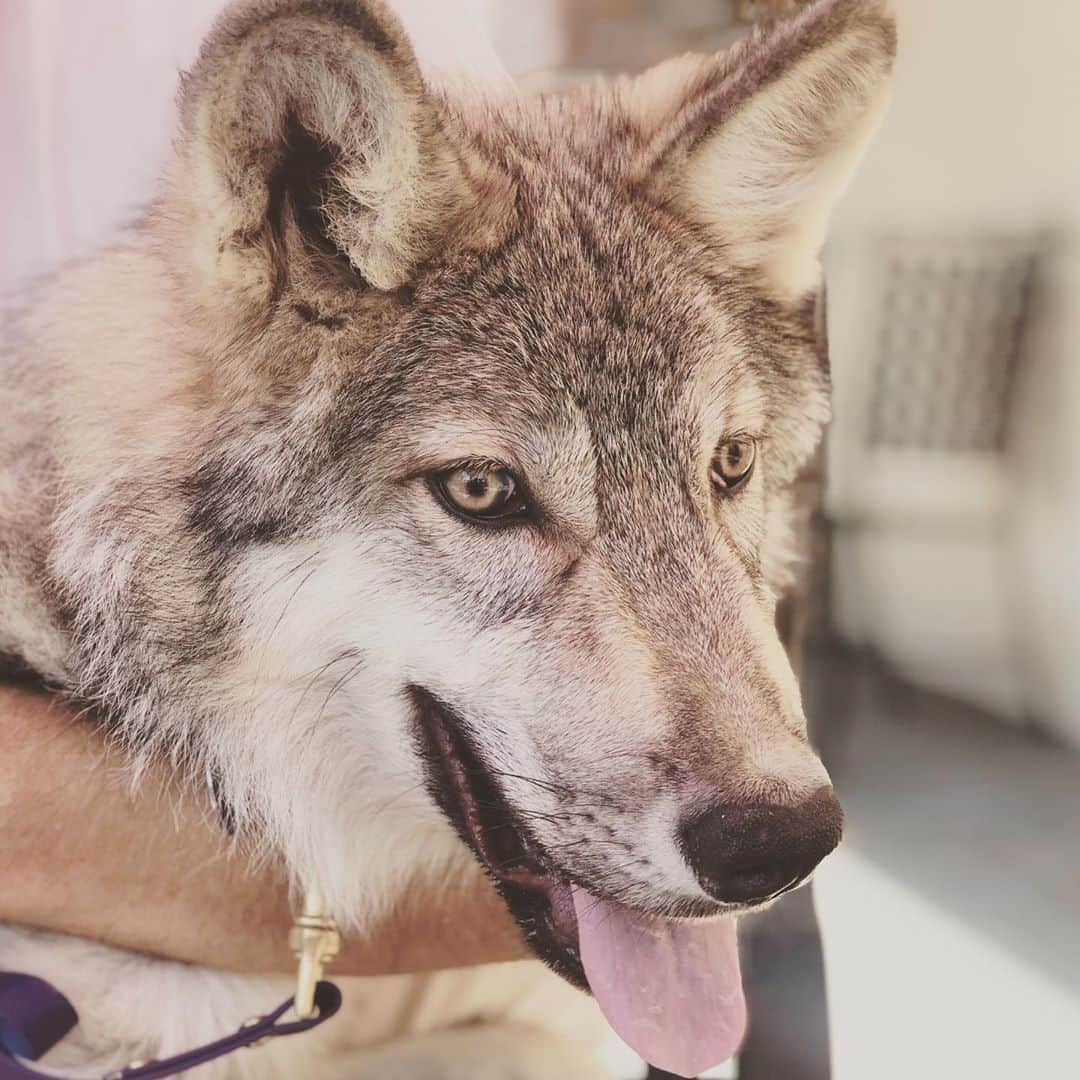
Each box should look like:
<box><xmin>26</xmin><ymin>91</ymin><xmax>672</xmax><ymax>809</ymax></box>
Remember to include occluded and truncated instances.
<box><xmin>680</xmin><ymin>787</ymin><xmax>844</xmax><ymax>905</ymax></box>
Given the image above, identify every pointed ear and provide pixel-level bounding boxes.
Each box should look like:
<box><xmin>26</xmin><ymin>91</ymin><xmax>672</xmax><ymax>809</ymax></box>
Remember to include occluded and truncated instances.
<box><xmin>629</xmin><ymin>0</ymin><xmax>896</xmax><ymax>304</ymax></box>
<box><xmin>175</xmin><ymin>0</ymin><xmax>471</xmax><ymax>298</ymax></box>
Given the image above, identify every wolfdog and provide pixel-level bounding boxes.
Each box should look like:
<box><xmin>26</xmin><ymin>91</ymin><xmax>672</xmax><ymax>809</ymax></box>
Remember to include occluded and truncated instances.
<box><xmin>0</xmin><ymin>0</ymin><xmax>894</xmax><ymax>1075</ymax></box>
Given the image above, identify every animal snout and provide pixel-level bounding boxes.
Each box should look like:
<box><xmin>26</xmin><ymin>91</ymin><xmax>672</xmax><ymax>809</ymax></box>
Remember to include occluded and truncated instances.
<box><xmin>680</xmin><ymin>786</ymin><xmax>844</xmax><ymax>905</ymax></box>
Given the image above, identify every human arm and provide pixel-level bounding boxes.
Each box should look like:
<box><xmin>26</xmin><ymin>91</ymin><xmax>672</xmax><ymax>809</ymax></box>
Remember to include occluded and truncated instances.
<box><xmin>0</xmin><ymin>683</ymin><xmax>526</xmax><ymax>975</ymax></box>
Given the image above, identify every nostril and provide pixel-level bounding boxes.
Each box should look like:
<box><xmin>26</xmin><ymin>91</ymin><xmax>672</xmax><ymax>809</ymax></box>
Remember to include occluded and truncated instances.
<box><xmin>730</xmin><ymin>863</ymin><xmax>802</xmax><ymax>900</ymax></box>
<box><xmin>680</xmin><ymin>786</ymin><xmax>843</xmax><ymax>906</ymax></box>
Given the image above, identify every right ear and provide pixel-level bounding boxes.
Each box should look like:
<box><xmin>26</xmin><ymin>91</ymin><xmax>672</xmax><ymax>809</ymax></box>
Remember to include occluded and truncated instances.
<box><xmin>174</xmin><ymin>0</ymin><xmax>472</xmax><ymax>301</ymax></box>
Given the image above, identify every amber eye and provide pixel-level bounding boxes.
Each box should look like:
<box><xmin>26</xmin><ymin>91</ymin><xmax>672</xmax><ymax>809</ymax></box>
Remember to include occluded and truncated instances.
<box><xmin>432</xmin><ymin>462</ymin><xmax>528</xmax><ymax>523</ymax></box>
<box><xmin>710</xmin><ymin>437</ymin><xmax>757</xmax><ymax>494</ymax></box>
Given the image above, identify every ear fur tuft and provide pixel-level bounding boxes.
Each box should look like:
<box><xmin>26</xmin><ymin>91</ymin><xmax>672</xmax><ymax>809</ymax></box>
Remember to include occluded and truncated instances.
<box><xmin>631</xmin><ymin>0</ymin><xmax>896</xmax><ymax>302</ymax></box>
<box><xmin>175</xmin><ymin>0</ymin><xmax>471</xmax><ymax>298</ymax></box>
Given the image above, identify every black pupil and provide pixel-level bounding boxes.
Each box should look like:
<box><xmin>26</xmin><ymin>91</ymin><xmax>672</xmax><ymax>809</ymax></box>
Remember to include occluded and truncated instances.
<box><xmin>723</xmin><ymin>443</ymin><xmax>746</xmax><ymax>475</ymax></box>
<box><xmin>438</xmin><ymin>465</ymin><xmax>520</xmax><ymax>521</ymax></box>
<box><xmin>465</xmin><ymin>474</ymin><xmax>489</xmax><ymax>498</ymax></box>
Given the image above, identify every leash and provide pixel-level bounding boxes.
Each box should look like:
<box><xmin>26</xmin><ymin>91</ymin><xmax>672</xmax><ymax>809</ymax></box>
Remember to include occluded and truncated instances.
<box><xmin>0</xmin><ymin>885</ymin><xmax>341</xmax><ymax>1078</ymax></box>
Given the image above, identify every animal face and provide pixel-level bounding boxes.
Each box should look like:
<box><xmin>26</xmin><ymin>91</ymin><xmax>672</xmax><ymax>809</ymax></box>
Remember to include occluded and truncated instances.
<box><xmin>61</xmin><ymin>0</ymin><xmax>894</xmax><ymax>999</ymax></box>
<box><xmin>218</xmin><ymin>198</ymin><xmax>834</xmax><ymax>940</ymax></box>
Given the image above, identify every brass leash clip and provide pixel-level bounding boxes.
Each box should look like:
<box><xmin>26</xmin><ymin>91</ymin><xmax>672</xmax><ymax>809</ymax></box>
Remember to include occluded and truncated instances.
<box><xmin>289</xmin><ymin>883</ymin><xmax>340</xmax><ymax>1019</ymax></box>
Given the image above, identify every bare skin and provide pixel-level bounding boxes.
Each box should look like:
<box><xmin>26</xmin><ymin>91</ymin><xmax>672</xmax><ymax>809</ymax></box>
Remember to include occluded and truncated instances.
<box><xmin>0</xmin><ymin>683</ymin><xmax>527</xmax><ymax>975</ymax></box>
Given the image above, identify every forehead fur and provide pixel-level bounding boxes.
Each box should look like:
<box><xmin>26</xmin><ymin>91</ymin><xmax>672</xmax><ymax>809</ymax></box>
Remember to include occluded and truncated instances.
<box><xmin>319</xmin><ymin>87</ymin><xmax>830</xmax><ymax>492</ymax></box>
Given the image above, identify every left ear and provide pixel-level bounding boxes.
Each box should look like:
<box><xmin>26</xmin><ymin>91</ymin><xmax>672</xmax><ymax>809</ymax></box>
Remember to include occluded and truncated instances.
<box><xmin>629</xmin><ymin>0</ymin><xmax>896</xmax><ymax>303</ymax></box>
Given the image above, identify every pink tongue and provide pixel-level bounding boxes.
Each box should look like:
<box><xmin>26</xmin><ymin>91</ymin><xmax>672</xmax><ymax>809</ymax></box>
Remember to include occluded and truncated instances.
<box><xmin>570</xmin><ymin>886</ymin><xmax>746</xmax><ymax>1078</ymax></box>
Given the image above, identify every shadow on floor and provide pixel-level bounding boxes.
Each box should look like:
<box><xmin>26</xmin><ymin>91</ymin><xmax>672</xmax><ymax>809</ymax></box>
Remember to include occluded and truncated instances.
<box><xmin>805</xmin><ymin>645</ymin><xmax>1080</xmax><ymax>997</ymax></box>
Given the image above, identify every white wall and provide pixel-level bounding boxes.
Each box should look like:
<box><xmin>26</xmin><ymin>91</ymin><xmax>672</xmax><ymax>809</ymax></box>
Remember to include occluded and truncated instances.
<box><xmin>0</xmin><ymin>1</ymin><xmax>223</xmax><ymax>295</ymax></box>
<box><xmin>0</xmin><ymin>0</ymin><xmax>563</xmax><ymax>300</ymax></box>
<box><xmin>825</xmin><ymin>0</ymin><xmax>1080</xmax><ymax>742</ymax></box>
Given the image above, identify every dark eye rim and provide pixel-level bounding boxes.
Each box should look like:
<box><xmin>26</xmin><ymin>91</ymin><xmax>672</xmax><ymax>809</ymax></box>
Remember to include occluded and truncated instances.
<box><xmin>709</xmin><ymin>436</ymin><xmax>757</xmax><ymax>496</ymax></box>
<box><xmin>428</xmin><ymin>461</ymin><xmax>533</xmax><ymax>527</ymax></box>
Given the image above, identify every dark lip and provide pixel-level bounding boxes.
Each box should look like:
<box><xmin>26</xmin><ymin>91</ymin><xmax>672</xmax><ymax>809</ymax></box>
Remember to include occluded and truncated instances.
<box><xmin>408</xmin><ymin>685</ymin><xmax>588</xmax><ymax>989</ymax></box>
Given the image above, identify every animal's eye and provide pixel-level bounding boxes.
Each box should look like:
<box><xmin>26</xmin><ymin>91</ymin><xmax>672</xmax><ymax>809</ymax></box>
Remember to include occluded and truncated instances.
<box><xmin>710</xmin><ymin>437</ymin><xmax>757</xmax><ymax>494</ymax></box>
<box><xmin>431</xmin><ymin>462</ymin><xmax>528</xmax><ymax>524</ymax></box>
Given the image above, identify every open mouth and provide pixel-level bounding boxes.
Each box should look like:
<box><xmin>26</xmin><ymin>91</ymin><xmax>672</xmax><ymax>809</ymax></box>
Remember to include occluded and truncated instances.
<box><xmin>410</xmin><ymin>685</ymin><xmax>749</xmax><ymax>1078</ymax></box>
<box><xmin>409</xmin><ymin>685</ymin><xmax>587</xmax><ymax>986</ymax></box>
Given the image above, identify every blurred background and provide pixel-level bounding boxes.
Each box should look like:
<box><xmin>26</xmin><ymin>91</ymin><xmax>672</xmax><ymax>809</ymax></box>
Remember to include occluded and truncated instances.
<box><xmin>3</xmin><ymin>2</ymin><xmax>1078</xmax><ymax>1078</ymax></box>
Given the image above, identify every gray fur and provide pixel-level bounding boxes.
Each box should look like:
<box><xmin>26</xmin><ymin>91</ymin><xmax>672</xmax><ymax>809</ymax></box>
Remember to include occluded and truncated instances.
<box><xmin>0</xmin><ymin>0</ymin><xmax>894</xmax><ymax>1073</ymax></box>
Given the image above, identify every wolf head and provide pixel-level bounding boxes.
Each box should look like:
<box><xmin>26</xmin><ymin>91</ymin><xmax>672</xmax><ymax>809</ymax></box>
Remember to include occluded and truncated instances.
<box><xmin>52</xmin><ymin>0</ymin><xmax>893</xmax><ymax>1057</ymax></box>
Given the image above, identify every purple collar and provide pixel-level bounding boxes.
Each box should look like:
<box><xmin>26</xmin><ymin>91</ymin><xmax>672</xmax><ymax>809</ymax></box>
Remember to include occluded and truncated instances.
<box><xmin>0</xmin><ymin>972</ymin><xmax>340</xmax><ymax>1079</ymax></box>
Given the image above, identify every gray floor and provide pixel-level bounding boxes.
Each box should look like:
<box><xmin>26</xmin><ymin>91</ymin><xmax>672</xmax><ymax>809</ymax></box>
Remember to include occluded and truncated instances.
<box><xmin>806</xmin><ymin>645</ymin><xmax>1080</xmax><ymax>999</ymax></box>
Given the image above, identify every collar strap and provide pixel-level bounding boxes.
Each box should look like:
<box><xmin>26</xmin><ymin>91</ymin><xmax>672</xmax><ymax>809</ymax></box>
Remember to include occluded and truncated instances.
<box><xmin>0</xmin><ymin>973</ymin><xmax>341</xmax><ymax>1079</ymax></box>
